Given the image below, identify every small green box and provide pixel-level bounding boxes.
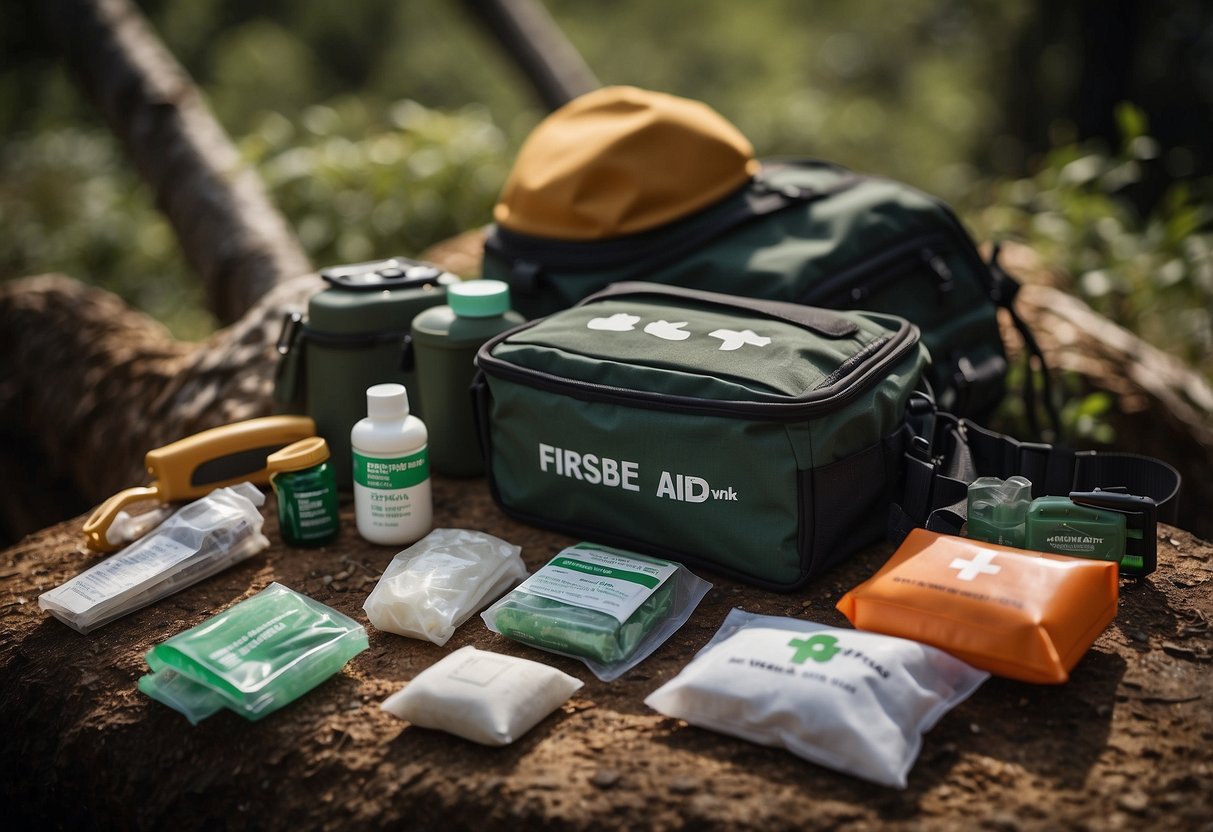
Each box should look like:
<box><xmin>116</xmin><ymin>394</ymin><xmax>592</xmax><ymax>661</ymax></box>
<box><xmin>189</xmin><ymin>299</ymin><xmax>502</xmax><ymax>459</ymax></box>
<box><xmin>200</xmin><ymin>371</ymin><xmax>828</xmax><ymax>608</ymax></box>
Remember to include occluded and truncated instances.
<box><xmin>1024</xmin><ymin>496</ymin><xmax>1126</xmax><ymax>562</ymax></box>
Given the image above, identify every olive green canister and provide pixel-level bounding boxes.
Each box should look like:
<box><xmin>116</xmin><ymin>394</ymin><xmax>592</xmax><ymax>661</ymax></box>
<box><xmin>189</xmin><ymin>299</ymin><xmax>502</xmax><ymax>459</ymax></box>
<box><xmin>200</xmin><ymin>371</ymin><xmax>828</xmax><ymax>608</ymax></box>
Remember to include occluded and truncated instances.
<box><xmin>411</xmin><ymin>280</ymin><xmax>524</xmax><ymax>477</ymax></box>
<box><xmin>273</xmin><ymin>258</ymin><xmax>456</xmax><ymax>488</ymax></box>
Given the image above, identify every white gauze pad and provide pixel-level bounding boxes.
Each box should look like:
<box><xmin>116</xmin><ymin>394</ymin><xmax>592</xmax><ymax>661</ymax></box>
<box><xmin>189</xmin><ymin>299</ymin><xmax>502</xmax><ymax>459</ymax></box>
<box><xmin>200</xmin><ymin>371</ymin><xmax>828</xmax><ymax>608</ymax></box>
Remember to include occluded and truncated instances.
<box><xmin>381</xmin><ymin>646</ymin><xmax>583</xmax><ymax>746</ymax></box>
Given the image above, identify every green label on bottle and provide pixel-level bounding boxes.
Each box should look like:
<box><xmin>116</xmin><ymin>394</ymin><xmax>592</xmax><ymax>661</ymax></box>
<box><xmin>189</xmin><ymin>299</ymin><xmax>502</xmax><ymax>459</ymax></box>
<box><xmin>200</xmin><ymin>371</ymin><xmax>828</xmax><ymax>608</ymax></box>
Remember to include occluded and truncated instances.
<box><xmin>353</xmin><ymin>448</ymin><xmax>429</xmax><ymax>489</ymax></box>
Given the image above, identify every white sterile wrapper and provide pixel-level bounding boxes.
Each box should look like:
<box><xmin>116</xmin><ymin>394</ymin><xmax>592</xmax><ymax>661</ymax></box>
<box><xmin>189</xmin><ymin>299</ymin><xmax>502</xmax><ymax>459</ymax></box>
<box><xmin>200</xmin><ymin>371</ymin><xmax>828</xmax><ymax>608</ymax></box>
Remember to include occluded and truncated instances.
<box><xmin>363</xmin><ymin>528</ymin><xmax>527</xmax><ymax>646</ymax></box>
<box><xmin>644</xmin><ymin>609</ymin><xmax>989</xmax><ymax>789</ymax></box>
<box><xmin>381</xmin><ymin>646</ymin><xmax>583</xmax><ymax>745</ymax></box>
<box><xmin>40</xmin><ymin>483</ymin><xmax>268</xmax><ymax>634</ymax></box>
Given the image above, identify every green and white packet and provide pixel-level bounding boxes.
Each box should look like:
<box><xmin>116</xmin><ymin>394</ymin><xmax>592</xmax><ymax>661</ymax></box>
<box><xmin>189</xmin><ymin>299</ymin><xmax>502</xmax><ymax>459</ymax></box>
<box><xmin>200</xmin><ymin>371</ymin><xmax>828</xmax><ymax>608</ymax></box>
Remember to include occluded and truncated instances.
<box><xmin>480</xmin><ymin>542</ymin><xmax>711</xmax><ymax>681</ymax></box>
<box><xmin>644</xmin><ymin>609</ymin><xmax>988</xmax><ymax>789</ymax></box>
<box><xmin>143</xmin><ymin>582</ymin><xmax>367</xmax><ymax>721</ymax></box>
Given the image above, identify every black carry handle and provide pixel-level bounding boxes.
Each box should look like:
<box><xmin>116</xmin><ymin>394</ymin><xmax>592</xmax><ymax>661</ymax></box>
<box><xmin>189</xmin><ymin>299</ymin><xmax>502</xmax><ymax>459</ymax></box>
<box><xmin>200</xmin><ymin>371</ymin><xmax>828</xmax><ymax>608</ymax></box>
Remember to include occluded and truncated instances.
<box><xmin>582</xmin><ymin>281</ymin><xmax>861</xmax><ymax>339</ymax></box>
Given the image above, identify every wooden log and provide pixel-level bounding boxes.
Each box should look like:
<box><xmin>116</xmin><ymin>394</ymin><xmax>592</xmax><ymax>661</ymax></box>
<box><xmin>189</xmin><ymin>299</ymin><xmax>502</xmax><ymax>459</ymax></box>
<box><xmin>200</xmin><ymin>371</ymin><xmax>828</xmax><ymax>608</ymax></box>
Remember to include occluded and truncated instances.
<box><xmin>995</xmin><ymin>243</ymin><xmax>1213</xmax><ymax>536</ymax></box>
<box><xmin>0</xmin><ymin>485</ymin><xmax>1210</xmax><ymax>828</ymax></box>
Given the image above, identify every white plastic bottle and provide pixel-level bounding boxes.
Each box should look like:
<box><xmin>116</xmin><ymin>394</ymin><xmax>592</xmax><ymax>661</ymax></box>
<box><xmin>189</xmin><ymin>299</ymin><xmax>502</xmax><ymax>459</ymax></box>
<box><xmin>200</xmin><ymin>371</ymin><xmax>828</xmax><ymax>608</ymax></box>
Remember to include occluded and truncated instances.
<box><xmin>351</xmin><ymin>383</ymin><xmax>433</xmax><ymax>545</ymax></box>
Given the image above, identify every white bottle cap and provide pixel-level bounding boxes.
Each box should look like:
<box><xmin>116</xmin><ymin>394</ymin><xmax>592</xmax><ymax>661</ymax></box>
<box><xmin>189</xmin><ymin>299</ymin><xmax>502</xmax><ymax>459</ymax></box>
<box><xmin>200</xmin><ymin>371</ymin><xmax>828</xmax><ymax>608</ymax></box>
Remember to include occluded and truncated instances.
<box><xmin>366</xmin><ymin>383</ymin><xmax>409</xmax><ymax>420</ymax></box>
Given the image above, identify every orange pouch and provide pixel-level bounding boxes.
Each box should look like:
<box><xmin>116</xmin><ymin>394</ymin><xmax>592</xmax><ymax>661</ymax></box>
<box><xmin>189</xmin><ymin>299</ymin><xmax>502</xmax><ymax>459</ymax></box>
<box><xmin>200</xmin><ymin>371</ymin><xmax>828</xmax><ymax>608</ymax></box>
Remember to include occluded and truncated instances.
<box><xmin>836</xmin><ymin>529</ymin><xmax>1118</xmax><ymax>684</ymax></box>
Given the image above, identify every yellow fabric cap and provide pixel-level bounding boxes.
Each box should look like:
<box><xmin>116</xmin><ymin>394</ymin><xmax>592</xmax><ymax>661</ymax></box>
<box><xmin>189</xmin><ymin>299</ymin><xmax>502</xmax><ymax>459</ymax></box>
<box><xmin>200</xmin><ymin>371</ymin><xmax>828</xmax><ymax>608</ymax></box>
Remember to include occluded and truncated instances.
<box><xmin>494</xmin><ymin>86</ymin><xmax>759</xmax><ymax>240</ymax></box>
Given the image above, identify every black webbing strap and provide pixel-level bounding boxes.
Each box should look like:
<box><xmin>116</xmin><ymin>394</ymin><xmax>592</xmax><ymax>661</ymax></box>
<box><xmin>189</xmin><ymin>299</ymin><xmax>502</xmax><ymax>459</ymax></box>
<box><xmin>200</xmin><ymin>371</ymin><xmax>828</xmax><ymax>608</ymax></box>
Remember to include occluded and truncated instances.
<box><xmin>890</xmin><ymin>412</ymin><xmax>1181</xmax><ymax>543</ymax></box>
<box><xmin>987</xmin><ymin>243</ymin><xmax>1064</xmax><ymax>441</ymax></box>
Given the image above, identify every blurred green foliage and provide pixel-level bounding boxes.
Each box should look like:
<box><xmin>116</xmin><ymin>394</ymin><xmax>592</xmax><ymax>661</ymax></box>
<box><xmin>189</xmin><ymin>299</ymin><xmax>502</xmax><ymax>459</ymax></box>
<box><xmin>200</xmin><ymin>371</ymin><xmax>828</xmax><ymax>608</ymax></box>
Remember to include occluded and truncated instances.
<box><xmin>968</xmin><ymin>103</ymin><xmax>1213</xmax><ymax>382</ymax></box>
<box><xmin>0</xmin><ymin>0</ymin><xmax>1210</xmax><ymax>396</ymax></box>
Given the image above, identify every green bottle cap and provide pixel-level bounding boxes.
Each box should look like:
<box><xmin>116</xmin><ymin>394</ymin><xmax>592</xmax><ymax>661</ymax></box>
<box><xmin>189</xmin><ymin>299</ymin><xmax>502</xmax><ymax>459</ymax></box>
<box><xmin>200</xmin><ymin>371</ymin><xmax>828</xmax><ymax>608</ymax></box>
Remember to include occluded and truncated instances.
<box><xmin>449</xmin><ymin>280</ymin><xmax>511</xmax><ymax>318</ymax></box>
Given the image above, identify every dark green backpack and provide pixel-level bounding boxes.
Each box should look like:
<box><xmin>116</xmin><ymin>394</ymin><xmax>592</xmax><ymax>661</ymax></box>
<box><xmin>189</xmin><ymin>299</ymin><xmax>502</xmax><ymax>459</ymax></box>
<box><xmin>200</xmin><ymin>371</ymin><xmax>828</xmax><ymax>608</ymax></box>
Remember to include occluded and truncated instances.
<box><xmin>483</xmin><ymin>159</ymin><xmax>1050</xmax><ymax>428</ymax></box>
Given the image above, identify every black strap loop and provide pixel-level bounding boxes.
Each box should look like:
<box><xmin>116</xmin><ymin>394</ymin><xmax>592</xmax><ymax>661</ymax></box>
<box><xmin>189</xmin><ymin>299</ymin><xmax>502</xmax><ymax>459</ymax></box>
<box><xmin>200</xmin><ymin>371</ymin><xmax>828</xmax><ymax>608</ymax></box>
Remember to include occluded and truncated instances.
<box><xmin>988</xmin><ymin>243</ymin><xmax>1064</xmax><ymax>442</ymax></box>
<box><xmin>581</xmin><ymin>281</ymin><xmax>862</xmax><ymax>339</ymax></box>
<box><xmin>894</xmin><ymin>409</ymin><xmax>1182</xmax><ymax>542</ymax></box>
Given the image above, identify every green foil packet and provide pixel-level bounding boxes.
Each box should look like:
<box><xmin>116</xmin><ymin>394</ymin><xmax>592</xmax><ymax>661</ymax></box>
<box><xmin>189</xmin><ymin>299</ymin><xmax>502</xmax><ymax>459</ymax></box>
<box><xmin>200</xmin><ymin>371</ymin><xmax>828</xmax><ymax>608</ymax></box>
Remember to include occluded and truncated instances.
<box><xmin>481</xmin><ymin>543</ymin><xmax>711</xmax><ymax>681</ymax></box>
<box><xmin>144</xmin><ymin>582</ymin><xmax>367</xmax><ymax>721</ymax></box>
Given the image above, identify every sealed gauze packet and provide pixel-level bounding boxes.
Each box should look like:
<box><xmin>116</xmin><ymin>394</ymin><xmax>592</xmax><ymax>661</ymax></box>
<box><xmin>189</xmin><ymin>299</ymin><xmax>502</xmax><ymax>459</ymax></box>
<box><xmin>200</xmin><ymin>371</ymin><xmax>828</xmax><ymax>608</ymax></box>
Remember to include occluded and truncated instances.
<box><xmin>644</xmin><ymin>609</ymin><xmax>988</xmax><ymax>789</ymax></box>
<box><xmin>836</xmin><ymin>529</ymin><xmax>1119</xmax><ymax>684</ymax></box>
<box><xmin>363</xmin><ymin>528</ymin><xmax>527</xmax><ymax>646</ymax></box>
<box><xmin>381</xmin><ymin>646</ymin><xmax>583</xmax><ymax>746</ymax></box>
<box><xmin>40</xmin><ymin>483</ymin><xmax>269</xmax><ymax>634</ymax></box>
<box><xmin>481</xmin><ymin>542</ymin><xmax>711</xmax><ymax>682</ymax></box>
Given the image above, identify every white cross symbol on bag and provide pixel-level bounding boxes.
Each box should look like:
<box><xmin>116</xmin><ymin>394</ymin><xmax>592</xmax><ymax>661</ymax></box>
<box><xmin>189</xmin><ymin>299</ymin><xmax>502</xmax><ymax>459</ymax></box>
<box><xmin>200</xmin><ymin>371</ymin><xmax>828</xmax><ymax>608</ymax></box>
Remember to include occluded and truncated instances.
<box><xmin>585</xmin><ymin>314</ymin><xmax>772</xmax><ymax>349</ymax></box>
<box><xmin>948</xmin><ymin>551</ymin><xmax>1001</xmax><ymax>581</ymax></box>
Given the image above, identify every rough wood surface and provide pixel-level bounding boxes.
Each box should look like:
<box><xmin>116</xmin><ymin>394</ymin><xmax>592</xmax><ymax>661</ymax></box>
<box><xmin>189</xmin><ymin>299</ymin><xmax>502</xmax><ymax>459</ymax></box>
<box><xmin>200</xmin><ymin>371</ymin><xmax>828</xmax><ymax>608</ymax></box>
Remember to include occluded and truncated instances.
<box><xmin>38</xmin><ymin>0</ymin><xmax>312</xmax><ymax>323</ymax></box>
<box><xmin>1</xmin><ymin>479</ymin><xmax>1210</xmax><ymax>830</ymax></box>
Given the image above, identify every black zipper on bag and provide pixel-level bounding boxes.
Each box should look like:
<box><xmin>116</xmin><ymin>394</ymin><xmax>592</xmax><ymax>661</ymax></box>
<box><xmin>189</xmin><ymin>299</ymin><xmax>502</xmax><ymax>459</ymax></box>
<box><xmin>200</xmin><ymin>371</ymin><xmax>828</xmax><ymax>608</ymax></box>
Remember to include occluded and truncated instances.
<box><xmin>476</xmin><ymin>302</ymin><xmax>920</xmax><ymax>422</ymax></box>
<box><xmin>485</xmin><ymin>160</ymin><xmax>863</xmax><ymax>276</ymax></box>
<box><xmin>486</xmin><ymin>187</ymin><xmax>797</xmax><ymax>276</ymax></box>
<box><xmin>796</xmin><ymin>232</ymin><xmax>957</xmax><ymax>306</ymax></box>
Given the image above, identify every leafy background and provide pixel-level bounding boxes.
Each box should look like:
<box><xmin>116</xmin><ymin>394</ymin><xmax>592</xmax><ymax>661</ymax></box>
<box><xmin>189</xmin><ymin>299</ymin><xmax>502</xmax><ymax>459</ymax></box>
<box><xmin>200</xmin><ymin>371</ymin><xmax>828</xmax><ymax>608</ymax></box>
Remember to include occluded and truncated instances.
<box><xmin>1</xmin><ymin>0</ymin><xmax>1210</xmax><ymax>394</ymax></box>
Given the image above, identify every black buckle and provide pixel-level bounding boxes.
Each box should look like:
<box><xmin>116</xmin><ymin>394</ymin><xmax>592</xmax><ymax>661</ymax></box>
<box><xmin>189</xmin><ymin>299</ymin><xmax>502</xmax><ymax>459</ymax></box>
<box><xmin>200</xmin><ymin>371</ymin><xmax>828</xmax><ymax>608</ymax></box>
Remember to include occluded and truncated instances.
<box><xmin>1017</xmin><ymin>442</ymin><xmax>1052</xmax><ymax>497</ymax></box>
<box><xmin>276</xmin><ymin>312</ymin><xmax>303</xmax><ymax>356</ymax></box>
<box><xmin>1069</xmin><ymin>488</ymin><xmax>1158</xmax><ymax>578</ymax></box>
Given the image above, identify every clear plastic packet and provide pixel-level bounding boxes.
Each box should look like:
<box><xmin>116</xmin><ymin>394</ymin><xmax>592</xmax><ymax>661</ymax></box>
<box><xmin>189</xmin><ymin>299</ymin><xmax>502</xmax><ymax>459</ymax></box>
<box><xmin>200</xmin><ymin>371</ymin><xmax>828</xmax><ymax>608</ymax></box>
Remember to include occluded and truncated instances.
<box><xmin>106</xmin><ymin>505</ymin><xmax>175</xmax><ymax>548</ymax></box>
<box><xmin>380</xmin><ymin>646</ymin><xmax>583</xmax><ymax>746</ymax></box>
<box><xmin>143</xmin><ymin>583</ymin><xmax>368</xmax><ymax>721</ymax></box>
<box><xmin>644</xmin><ymin>609</ymin><xmax>989</xmax><ymax>789</ymax></box>
<box><xmin>481</xmin><ymin>542</ymin><xmax>712</xmax><ymax>681</ymax></box>
<box><xmin>137</xmin><ymin>669</ymin><xmax>227</xmax><ymax>725</ymax></box>
<box><xmin>40</xmin><ymin>483</ymin><xmax>269</xmax><ymax>634</ymax></box>
<box><xmin>363</xmin><ymin>528</ymin><xmax>527</xmax><ymax>646</ymax></box>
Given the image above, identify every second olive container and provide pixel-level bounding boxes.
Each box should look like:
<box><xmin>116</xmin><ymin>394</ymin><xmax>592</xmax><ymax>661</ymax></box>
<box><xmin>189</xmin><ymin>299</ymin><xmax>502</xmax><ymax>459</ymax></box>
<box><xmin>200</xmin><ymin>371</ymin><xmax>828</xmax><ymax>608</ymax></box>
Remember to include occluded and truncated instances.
<box><xmin>411</xmin><ymin>280</ymin><xmax>524</xmax><ymax>477</ymax></box>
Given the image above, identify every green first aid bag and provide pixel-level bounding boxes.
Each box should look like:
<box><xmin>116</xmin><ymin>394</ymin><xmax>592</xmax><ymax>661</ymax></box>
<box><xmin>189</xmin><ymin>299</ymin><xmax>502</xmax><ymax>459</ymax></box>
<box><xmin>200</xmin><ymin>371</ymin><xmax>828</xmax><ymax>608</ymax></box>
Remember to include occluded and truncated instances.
<box><xmin>481</xmin><ymin>87</ymin><xmax>1039</xmax><ymax>421</ymax></box>
<box><xmin>473</xmin><ymin>282</ymin><xmax>928</xmax><ymax>590</ymax></box>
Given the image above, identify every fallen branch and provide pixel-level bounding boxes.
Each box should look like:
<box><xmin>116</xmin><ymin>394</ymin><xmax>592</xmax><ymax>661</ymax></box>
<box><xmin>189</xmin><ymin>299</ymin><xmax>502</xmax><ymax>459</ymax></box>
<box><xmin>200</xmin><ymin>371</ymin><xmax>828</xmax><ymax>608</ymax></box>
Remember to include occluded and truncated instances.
<box><xmin>38</xmin><ymin>0</ymin><xmax>312</xmax><ymax>323</ymax></box>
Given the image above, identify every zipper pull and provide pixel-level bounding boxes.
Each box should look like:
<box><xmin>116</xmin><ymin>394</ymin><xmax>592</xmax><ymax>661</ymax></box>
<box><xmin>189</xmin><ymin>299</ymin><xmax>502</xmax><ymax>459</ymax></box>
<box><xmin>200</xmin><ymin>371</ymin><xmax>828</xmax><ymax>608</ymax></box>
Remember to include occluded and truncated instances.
<box><xmin>921</xmin><ymin>248</ymin><xmax>954</xmax><ymax>295</ymax></box>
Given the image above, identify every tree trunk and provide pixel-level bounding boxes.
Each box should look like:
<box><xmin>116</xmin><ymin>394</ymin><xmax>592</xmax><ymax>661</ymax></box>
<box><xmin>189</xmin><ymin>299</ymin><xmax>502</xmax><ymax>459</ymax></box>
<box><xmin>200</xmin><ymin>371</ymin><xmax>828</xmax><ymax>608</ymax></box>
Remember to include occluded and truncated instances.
<box><xmin>460</xmin><ymin>0</ymin><xmax>600</xmax><ymax>111</ymax></box>
<box><xmin>37</xmin><ymin>0</ymin><xmax>312</xmax><ymax>323</ymax></box>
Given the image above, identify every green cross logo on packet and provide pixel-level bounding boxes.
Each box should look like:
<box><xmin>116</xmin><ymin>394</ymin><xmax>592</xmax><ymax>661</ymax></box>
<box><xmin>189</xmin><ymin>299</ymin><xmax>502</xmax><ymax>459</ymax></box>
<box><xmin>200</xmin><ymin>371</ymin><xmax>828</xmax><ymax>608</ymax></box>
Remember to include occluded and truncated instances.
<box><xmin>787</xmin><ymin>634</ymin><xmax>841</xmax><ymax>664</ymax></box>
